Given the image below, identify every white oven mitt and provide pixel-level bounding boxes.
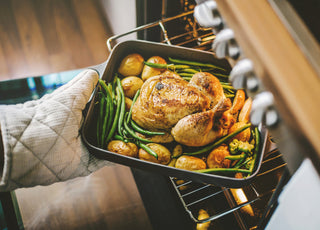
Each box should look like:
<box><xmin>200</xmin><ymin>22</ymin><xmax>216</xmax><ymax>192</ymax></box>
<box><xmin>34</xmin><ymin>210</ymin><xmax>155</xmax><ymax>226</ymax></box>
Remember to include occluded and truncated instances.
<box><xmin>0</xmin><ymin>69</ymin><xmax>112</xmax><ymax>191</ymax></box>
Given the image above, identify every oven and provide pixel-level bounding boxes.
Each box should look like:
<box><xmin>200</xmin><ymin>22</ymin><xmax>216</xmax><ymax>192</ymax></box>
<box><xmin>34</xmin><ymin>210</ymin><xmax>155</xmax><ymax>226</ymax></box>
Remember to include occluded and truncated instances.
<box><xmin>102</xmin><ymin>0</ymin><xmax>320</xmax><ymax>229</ymax></box>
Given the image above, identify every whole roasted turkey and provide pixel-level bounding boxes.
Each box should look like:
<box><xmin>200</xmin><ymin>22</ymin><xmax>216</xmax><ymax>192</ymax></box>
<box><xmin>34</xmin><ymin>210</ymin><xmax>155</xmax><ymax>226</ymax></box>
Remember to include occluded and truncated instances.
<box><xmin>131</xmin><ymin>71</ymin><xmax>232</xmax><ymax>147</ymax></box>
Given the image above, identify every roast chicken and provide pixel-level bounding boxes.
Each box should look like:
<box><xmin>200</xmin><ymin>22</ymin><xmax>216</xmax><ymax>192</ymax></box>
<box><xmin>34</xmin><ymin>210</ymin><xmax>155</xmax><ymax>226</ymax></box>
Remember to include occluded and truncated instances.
<box><xmin>131</xmin><ymin>71</ymin><xmax>231</xmax><ymax>147</ymax></box>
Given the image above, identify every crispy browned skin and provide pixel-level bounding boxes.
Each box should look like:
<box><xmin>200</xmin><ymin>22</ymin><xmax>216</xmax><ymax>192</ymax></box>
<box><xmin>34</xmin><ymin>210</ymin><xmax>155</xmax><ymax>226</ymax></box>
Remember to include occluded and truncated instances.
<box><xmin>132</xmin><ymin>71</ymin><xmax>211</xmax><ymax>130</ymax></box>
<box><xmin>171</xmin><ymin>99</ymin><xmax>231</xmax><ymax>146</ymax></box>
<box><xmin>220</xmin><ymin>89</ymin><xmax>246</xmax><ymax>129</ymax></box>
<box><xmin>132</xmin><ymin>71</ymin><xmax>230</xmax><ymax>146</ymax></box>
<box><xmin>189</xmin><ymin>72</ymin><xmax>226</xmax><ymax>107</ymax></box>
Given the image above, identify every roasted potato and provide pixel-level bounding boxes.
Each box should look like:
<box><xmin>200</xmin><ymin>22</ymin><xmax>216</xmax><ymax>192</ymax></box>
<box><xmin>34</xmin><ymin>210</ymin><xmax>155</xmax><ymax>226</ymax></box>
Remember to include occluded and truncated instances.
<box><xmin>207</xmin><ymin>145</ymin><xmax>231</xmax><ymax>168</ymax></box>
<box><xmin>121</xmin><ymin>76</ymin><xmax>144</xmax><ymax>98</ymax></box>
<box><xmin>229</xmin><ymin>121</ymin><xmax>251</xmax><ymax>142</ymax></box>
<box><xmin>168</xmin><ymin>144</ymin><xmax>183</xmax><ymax>167</ymax></box>
<box><xmin>107</xmin><ymin>140</ymin><xmax>138</xmax><ymax>158</ymax></box>
<box><xmin>141</xmin><ymin>56</ymin><xmax>167</xmax><ymax>81</ymax></box>
<box><xmin>125</xmin><ymin>97</ymin><xmax>133</xmax><ymax>112</ymax></box>
<box><xmin>138</xmin><ymin>143</ymin><xmax>171</xmax><ymax>165</ymax></box>
<box><xmin>196</xmin><ymin>209</ymin><xmax>211</xmax><ymax>230</ymax></box>
<box><xmin>118</xmin><ymin>53</ymin><xmax>144</xmax><ymax>76</ymax></box>
<box><xmin>175</xmin><ymin>156</ymin><xmax>206</xmax><ymax>171</ymax></box>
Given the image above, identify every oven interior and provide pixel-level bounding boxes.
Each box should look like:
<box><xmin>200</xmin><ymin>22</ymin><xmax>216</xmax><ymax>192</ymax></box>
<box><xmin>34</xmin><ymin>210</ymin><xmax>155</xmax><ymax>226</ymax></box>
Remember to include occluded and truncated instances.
<box><xmin>105</xmin><ymin>0</ymin><xmax>294</xmax><ymax>229</ymax></box>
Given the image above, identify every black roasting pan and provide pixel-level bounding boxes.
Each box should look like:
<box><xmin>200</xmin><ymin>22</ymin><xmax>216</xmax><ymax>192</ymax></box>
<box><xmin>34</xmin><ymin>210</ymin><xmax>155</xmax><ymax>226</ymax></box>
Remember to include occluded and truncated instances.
<box><xmin>81</xmin><ymin>40</ymin><xmax>268</xmax><ymax>188</ymax></box>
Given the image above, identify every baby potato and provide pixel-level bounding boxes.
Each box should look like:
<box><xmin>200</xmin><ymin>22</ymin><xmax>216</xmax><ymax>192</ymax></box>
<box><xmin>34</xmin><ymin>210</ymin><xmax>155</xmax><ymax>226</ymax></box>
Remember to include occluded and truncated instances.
<box><xmin>107</xmin><ymin>140</ymin><xmax>138</xmax><ymax>158</ymax></box>
<box><xmin>121</xmin><ymin>76</ymin><xmax>144</xmax><ymax>98</ymax></box>
<box><xmin>141</xmin><ymin>56</ymin><xmax>167</xmax><ymax>81</ymax></box>
<box><xmin>138</xmin><ymin>143</ymin><xmax>171</xmax><ymax>165</ymax></box>
<box><xmin>125</xmin><ymin>97</ymin><xmax>133</xmax><ymax>112</ymax></box>
<box><xmin>118</xmin><ymin>53</ymin><xmax>144</xmax><ymax>76</ymax></box>
<box><xmin>207</xmin><ymin>145</ymin><xmax>231</xmax><ymax>168</ymax></box>
<box><xmin>175</xmin><ymin>156</ymin><xmax>206</xmax><ymax>171</ymax></box>
<box><xmin>196</xmin><ymin>209</ymin><xmax>211</xmax><ymax>230</ymax></box>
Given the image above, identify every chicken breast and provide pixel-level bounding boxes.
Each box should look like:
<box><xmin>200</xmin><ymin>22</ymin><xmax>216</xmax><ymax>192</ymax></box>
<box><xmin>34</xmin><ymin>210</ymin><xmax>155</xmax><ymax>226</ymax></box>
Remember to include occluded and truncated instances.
<box><xmin>131</xmin><ymin>71</ymin><xmax>211</xmax><ymax>130</ymax></box>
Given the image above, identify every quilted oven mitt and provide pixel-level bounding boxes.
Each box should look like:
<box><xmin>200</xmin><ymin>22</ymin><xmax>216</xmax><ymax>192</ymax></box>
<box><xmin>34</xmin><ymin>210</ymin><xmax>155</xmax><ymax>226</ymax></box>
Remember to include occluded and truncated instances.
<box><xmin>0</xmin><ymin>69</ymin><xmax>112</xmax><ymax>191</ymax></box>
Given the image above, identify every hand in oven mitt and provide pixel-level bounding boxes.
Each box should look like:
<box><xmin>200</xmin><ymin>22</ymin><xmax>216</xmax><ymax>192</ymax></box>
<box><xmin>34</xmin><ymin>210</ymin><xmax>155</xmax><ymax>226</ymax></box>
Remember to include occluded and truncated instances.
<box><xmin>0</xmin><ymin>69</ymin><xmax>112</xmax><ymax>191</ymax></box>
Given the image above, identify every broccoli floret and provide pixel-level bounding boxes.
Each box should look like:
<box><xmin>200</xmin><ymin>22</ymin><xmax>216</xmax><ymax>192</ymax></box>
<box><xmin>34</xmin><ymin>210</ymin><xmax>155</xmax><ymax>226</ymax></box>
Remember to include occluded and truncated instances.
<box><xmin>229</xmin><ymin>139</ymin><xmax>254</xmax><ymax>155</ymax></box>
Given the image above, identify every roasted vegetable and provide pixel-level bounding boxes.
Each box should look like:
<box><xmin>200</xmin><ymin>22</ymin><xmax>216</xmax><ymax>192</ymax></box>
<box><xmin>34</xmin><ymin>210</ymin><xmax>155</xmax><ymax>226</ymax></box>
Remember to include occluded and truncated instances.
<box><xmin>238</xmin><ymin>97</ymin><xmax>252</xmax><ymax>123</ymax></box>
<box><xmin>168</xmin><ymin>144</ymin><xmax>183</xmax><ymax>167</ymax></box>
<box><xmin>228</xmin><ymin>121</ymin><xmax>251</xmax><ymax>142</ymax></box>
<box><xmin>121</xmin><ymin>76</ymin><xmax>144</xmax><ymax>98</ymax></box>
<box><xmin>138</xmin><ymin>143</ymin><xmax>171</xmax><ymax>165</ymax></box>
<box><xmin>229</xmin><ymin>139</ymin><xmax>254</xmax><ymax>155</ymax></box>
<box><xmin>196</xmin><ymin>209</ymin><xmax>211</xmax><ymax>230</ymax></box>
<box><xmin>207</xmin><ymin>145</ymin><xmax>231</xmax><ymax>168</ymax></box>
<box><xmin>184</xmin><ymin>123</ymin><xmax>251</xmax><ymax>156</ymax></box>
<box><xmin>118</xmin><ymin>53</ymin><xmax>144</xmax><ymax>76</ymax></box>
<box><xmin>124</xmin><ymin>97</ymin><xmax>133</xmax><ymax>112</ymax></box>
<box><xmin>141</xmin><ymin>56</ymin><xmax>167</xmax><ymax>81</ymax></box>
<box><xmin>95</xmin><ymin>53</ymin><xmax>262</xmax><ymax>179</ymax></box>
<box><xmin>107</xmin><ymin>140</ymin><xmax>138</xmax><ymax>158</ymax></box>
<box><xmin>175</xmin><ymin>156</ymin><xmax>206</xmax><ymax>171</ymax></box>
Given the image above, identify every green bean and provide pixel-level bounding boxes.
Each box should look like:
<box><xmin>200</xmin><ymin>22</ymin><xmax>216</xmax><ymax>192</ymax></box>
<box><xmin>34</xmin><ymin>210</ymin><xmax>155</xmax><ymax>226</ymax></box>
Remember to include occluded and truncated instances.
<box><xmin>110</xmin><ymin>76</ymin><xmax>117</xmax><ymax>104</ymax></box>
<box><xmin>225</xmin><ymin>94</ymin><xmax>235</xmax><ymax>98</ymax></box>
<box><xmin>123</xmin><ymin>113</ymin><xmax>153</xmax><ymax>143</ymax></box>
<box><xmin>248</xmin><ymin>127</ymin><xmax>260</xmax><ymax>174</ymax></box>
<box><xmin>233</xmin><ymin>157</ymin><xmax>246</xmax><ymax>168</ymax></box>
<box><xmin>143</xmin><ymin>62</ymin><xmax>169</xmax><ymax>69</ymax></box>
<box><xmin>101</xmin><ymin>95</ymin><xmax>110</xmax><ymax>147</ymax></box>
<box><xmin>225</xmin><ymin>154</ymin><xmax>247</xmax><ymax>160</ymax></box>
<box><xmin>130</xmin><ymin>120</ymin><xmax>165</xmax><ymax>136</ymax></box>
<box><xmin>178</xmin><ymin>68</ymin><xmax>199</xmax><ymax>74</ymax></box>
<box><xmin>116</xmin><ymin>78</ymin><xmax>126</xmax><ymax>137</ymax></box>
<box><xmin>184</xmin><ymin>123</ymin><xmax>251</xmax><ymax>156</ymax></box>
<box><xmin>222</xmin><ymin>85</ymin><xmax>235</xmax><ymax>90</ymax></box>
<box><xmin>144</xmin><ymin>62</ymin><xmax>190</xmax><ymax>70</ymax></box>
<box><xmin>195</xmin><ymin>167</ymin><xmax>251</xmax><ymax>174</ymax></box>
<box><xmin>114</xmin><ymin>135</ymin><xmax>125</xmax><ymax>141</ymax></box>
<box><xmin>127</xmin><ymin>89</ymin><xmax>140</xmax><ymax>124</ymax></box>
<box><xmin>97</xmin><ymin>93</ymin><xmax>105</xmax><ymax>147</ymax></box>
<box><xmin>105</xmin><ymin>87</ymin><xmax>122</xmax><ymax>143</ymax></box>
<box><xmin>98</xmin><ymin>79</ymin><xmax>112</xmax><ymax>98</ymax></box>
<box><xmin>138</xmin><ymin>142</ymin><xmax>158</xmax><ymax>159</ymax></box>
<box><xmin>236</xmin><ymin>157</ymin><xmax>252</xmax><ymax>169</ymax></box>
<box><xmin>106</xmin><ymin>83</ymin><xmax>114</xmax><ymax>134</ymax></box>
<box><xmin>210</xmin><ymin>73</ymin><xmax>229</xmax><ymax>78</ymax></box>
<box><xmin>168</xmin><ymin>57</ymin><xmax>226</xmax><ymax>71</ymax></box>
<box><xmin>179</xmin><ymin>73</ymin><xmax>194</xmax><ymax>78</ymax></box>
<box><xmin>182</xmin><ymin>77</ymin><xmax>192</xmax><ymax>82</ymax></box>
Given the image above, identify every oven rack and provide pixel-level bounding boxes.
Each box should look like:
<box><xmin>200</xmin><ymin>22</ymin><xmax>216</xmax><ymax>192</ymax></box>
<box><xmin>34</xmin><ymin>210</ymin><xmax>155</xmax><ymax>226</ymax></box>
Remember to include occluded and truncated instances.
<box><xmin>169</xmin><ymin>148</ymin><xmax>289</xmax><ymax>229</ymax></box>
<box><xmin>105</xmin><ymin>10</ymin><xmax>290</xmax><ymax>230</ymax></box>
<box><xmin>106</xmin><ymin>11</ymin><xmax>215</xmax><ymax>52</ymax></box>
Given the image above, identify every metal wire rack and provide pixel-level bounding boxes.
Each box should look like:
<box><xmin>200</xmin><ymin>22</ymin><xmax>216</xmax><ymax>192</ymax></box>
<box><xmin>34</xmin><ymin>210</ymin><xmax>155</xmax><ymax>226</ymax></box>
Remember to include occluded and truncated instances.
<box><xmin>106</xmin><ymin>10</ymin><xmax>290</xmax><ymax>230</ymax></box>
<box><xmin>106</xmin><ymin>11</ymin><xmax>215</xmax><ymax>52</ymax></box>
<box><xmin>169</xmin><ymin>147</ymin><xmax>289</xmax><ymax>229</ymax></box>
